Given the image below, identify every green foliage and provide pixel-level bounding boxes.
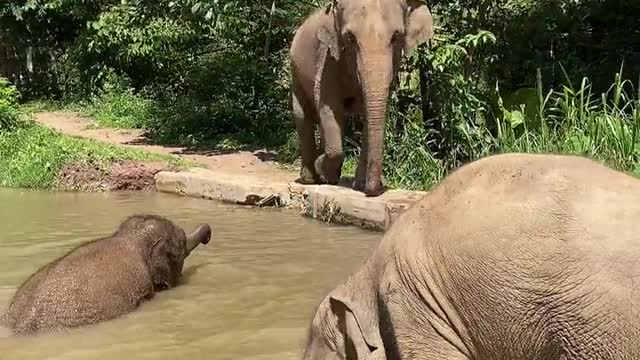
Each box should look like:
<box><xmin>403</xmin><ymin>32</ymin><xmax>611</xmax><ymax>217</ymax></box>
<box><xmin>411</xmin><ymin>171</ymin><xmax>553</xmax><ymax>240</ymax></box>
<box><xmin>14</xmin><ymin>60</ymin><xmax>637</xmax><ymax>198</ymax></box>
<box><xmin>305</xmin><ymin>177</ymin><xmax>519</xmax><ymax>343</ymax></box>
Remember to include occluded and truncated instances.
<box><xmin>0</xmin><ymin>78</ymin><xmax>22</xmax><ymax>131</ymax></box>
<box><xmin>27</xmin><ymin>0</ymin><xmax>314</xmax><ymax>150</ymax></box>
<box><xmin>380</xmin><ymin>65</ymin><xmax>640</xmax><ymax>190</ymax></box>
<box><xmin>383</xmin><ymin>108</ymin><xmax>447</xmax><ymax>190</ymax></box>
<box><xmin>3</xmin><ymin>0</ymin><xmax>640</xmax><ymax>192</ymax></box>
<box><xmin>0</xmin><ymin>122</ymin><xmax>178</xmax><ymax>189</ymax></box>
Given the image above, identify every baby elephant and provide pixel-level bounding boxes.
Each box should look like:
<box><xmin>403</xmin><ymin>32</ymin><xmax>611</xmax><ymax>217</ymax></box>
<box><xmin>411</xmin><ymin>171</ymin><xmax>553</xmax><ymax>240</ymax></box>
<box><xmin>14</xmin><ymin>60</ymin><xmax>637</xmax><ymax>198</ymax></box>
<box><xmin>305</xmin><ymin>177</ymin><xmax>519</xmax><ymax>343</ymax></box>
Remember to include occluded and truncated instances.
<box><xmin>304</xmin><ymin>153</ymin><xmax>640</xmax><ymax>359</ymax></box>
<box><xmin>1</xmin><ymin>214</ymin><xmax>211</xmax><ymax>335</ymax></box>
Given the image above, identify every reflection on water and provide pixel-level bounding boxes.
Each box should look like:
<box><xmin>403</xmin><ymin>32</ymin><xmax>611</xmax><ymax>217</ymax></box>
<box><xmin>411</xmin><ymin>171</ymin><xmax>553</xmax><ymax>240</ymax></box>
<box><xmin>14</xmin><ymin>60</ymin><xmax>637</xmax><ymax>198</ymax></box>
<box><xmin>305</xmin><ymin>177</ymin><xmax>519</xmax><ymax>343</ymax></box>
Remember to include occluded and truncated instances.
<box><xmin>0</xmin><ymin>188</ymin><xmax>380</xmax><ymax>359</ymax></box>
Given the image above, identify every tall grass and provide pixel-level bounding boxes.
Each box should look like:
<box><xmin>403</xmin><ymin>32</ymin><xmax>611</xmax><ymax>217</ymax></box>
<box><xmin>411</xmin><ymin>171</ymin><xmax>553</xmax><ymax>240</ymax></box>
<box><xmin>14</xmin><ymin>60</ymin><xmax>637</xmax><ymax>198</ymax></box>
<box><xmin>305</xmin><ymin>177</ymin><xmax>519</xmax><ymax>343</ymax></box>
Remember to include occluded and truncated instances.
<box><xmin>492</xmin><ymin>65</ymin><xmax>640</xmax><ymax>171</ymax></box>
<box><xmin>383</xmin><ymin>65</ymin><xmax>640</xmax><ymax>190</ymax></box>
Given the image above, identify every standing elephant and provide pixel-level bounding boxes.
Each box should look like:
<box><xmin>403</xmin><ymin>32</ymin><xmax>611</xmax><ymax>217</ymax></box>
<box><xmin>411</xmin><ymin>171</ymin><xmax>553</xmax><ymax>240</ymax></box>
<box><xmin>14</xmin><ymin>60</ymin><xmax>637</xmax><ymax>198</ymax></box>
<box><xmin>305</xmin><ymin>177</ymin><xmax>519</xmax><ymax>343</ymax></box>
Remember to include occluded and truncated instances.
<box><xmin>303</xmin><ymin>153</ymin><xmax>640</xmax><ymax>359</ymax></box>
<box><xmin>1</xmin><ymin>214</ymin><xmax>212</xmax><ymax>335</ymax></box>
<box><xmin>289</xmin><ymin>0</ymin><xmax>434</xmax><ymax>196</ymax></box>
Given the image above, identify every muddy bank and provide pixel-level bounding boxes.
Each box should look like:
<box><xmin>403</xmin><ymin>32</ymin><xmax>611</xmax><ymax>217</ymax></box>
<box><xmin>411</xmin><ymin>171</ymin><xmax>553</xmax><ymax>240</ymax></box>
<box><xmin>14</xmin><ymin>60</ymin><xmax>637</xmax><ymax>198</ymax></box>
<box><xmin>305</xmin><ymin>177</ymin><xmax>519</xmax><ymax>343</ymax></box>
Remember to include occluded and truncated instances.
<box><xmin>57</xmin><ymin>160</ymin><xmax>178</xmax><ymax>192</ymax></box>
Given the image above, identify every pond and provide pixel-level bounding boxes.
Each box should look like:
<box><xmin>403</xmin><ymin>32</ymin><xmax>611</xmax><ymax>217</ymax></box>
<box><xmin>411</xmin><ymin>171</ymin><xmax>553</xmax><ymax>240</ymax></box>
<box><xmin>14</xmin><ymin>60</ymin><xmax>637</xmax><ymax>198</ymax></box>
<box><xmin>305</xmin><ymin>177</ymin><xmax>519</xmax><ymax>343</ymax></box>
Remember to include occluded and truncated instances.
<box><xmin>0</xmin><ymin>188</ymin><xmax>381</xmax><ymax>359</ymax></box>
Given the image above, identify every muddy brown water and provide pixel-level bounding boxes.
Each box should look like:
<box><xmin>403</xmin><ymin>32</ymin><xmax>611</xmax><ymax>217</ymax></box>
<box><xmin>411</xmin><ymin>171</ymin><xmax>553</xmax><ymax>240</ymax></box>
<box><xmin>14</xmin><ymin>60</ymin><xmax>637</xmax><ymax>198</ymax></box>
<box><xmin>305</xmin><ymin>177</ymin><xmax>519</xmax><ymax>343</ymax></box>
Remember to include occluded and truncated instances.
<box><xmin>0</xmin><ymin>188</ymin><xmax>380</xmax><ymax>359</ymax></box>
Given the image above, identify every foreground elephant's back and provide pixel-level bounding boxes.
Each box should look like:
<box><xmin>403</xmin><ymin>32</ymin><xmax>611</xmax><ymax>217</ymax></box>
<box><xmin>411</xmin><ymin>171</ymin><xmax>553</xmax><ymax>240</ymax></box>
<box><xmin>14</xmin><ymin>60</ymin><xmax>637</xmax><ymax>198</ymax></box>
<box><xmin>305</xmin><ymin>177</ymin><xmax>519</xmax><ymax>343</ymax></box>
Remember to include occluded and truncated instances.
<box><xmin>384</xmin><ymin>153</ymin><xmax>640</xmax><ymax>359</ymax></box>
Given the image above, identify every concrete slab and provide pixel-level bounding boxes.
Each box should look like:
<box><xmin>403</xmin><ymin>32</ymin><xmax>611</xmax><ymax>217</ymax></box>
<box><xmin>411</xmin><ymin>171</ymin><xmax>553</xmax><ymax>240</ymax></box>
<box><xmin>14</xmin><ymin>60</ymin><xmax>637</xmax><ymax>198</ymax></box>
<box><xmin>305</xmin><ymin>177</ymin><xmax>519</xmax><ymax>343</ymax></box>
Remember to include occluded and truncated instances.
<box><xmin>155</xmin><ymin>168</ymin><xmax>428</xmax><ymax>231</ymax></box>
<box><xmin>288</xmin><ymin>183</ymin><xmax>427</xmax><ymax>231</ymax></box>
<box><xmin>155</xmin><ymin>168</ymin><xmax>292</xmax><ymax>207</ymax></box>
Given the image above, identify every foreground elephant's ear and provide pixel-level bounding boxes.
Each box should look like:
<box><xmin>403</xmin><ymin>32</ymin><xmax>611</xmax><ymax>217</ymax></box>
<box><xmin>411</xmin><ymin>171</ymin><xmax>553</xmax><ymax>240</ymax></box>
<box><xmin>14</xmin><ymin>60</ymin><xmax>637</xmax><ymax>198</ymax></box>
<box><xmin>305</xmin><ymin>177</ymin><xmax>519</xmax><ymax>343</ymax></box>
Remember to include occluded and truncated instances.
<box><xmin>330</xmin><ymin>295</ymin><xmax>385</xmax><ymax>359</ymax></box>
<box><xmin>405</xmin><ymin>0</ymin><xmax>434</xmax><ymax>57</ymax></box>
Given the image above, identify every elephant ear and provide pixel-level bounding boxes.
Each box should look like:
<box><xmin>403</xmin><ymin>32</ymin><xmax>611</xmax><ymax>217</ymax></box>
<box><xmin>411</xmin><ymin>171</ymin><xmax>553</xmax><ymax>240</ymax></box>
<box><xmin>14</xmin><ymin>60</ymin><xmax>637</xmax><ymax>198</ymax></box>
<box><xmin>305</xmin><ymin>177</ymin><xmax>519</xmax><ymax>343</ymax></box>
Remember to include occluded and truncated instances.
<box><xmin>405</xmin><ymin>0</ymin><xmax>434</xmax><ymax>57</ymax></box>
<box><xmin>149</xmin><ymin>239</ymin><xmax>177</xmax><ymax>290</ymax></box>
<box><xmin>317</xmin><ymin>6</ymin><xmax>340</xmax><ymax>61</ymax></box>
<box><xmin>329</xmin><ymin>294</ymin><xmax>386</xmax><ymax>360</ymax></box>
<box><xmin>313</xmin><ymin>9</ymin><xmax>340</xmax><ymax>106</ymax></box>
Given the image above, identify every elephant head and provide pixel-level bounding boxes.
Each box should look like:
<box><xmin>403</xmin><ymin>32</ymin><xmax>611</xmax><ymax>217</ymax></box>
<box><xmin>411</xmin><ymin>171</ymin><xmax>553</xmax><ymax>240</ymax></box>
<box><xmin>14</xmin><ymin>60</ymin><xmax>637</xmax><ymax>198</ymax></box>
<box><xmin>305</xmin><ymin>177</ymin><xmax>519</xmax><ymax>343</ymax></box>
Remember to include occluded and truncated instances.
<box><xmin>318</xmin><ymin>0</ymin><xmax>434</xmax><ymax>195</ymax></box>
<box><xmin>115</xmin><ymin>214</ymin><xmax>212</xmax><ymax>290</ymax></box>
<box><xmin>303</xmin><ymin>272</ymin><xmax>386</xmax><ymax>360</ymax></box>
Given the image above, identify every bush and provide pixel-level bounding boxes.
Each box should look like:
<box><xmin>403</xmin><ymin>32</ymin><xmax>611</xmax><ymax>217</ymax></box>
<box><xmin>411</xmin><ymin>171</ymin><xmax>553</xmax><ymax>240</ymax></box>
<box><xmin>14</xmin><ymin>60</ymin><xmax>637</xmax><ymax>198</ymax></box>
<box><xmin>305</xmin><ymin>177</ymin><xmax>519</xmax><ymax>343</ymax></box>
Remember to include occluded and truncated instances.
<box><xmin>0</xmin><ymin>77</ymin><xmax>22</xmax><ymax>131</ymax></box>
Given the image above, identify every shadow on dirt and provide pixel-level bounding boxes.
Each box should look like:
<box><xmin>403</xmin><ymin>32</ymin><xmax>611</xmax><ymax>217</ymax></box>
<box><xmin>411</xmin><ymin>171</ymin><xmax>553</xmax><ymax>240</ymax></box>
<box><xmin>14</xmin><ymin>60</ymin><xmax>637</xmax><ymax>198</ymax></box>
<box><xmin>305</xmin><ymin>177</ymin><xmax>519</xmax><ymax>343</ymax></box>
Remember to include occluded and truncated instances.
<box><xmin>122</xmin><ymin>131</ymin><xmax>282</xmax><ymax>159</ymax></box>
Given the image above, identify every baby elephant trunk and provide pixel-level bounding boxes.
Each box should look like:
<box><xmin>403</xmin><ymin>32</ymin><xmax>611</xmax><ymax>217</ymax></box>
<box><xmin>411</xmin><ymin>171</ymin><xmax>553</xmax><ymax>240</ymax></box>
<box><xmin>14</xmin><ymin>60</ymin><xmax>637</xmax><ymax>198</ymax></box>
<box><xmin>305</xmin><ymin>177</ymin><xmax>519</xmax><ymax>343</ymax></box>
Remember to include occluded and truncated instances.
<box><xmin>186</xmin><ymin>224</ymin><xmax>212</xmax><ymax>255</ymax></box>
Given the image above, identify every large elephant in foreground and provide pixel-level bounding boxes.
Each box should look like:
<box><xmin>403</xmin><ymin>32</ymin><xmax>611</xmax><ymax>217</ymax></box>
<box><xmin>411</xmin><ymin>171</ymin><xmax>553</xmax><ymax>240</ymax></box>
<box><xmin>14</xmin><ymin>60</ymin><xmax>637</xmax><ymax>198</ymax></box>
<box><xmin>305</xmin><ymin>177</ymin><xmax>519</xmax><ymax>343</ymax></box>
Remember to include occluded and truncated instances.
<box><xmin>303</xmin><ymin>153</ymin><xmax>640</xmax><ymax>359</ymax></box>
<box><xmin>289</xmin><ymin>0</ymin><xmax>434</xmax><ymax>196</ymax></box>
<box><xmin>1</xmin><ymin>214</ymin><xmax>212</xmax><ymax>335</ymax></box>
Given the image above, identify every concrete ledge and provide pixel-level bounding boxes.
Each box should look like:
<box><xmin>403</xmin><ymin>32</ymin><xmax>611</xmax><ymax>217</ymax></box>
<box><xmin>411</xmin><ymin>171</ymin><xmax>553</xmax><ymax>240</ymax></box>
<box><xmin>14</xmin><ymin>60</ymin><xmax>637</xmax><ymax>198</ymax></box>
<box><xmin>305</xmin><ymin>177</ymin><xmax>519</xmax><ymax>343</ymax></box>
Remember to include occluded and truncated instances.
<box><xmin>155</xmin><ymin>168</ymin><xmax>427</xmax><ymax>232</ymax></box>
<box><xmin>288</xmin><ymin>183</ymin><xmax>427</xmax><ymax>231</ymax></box>
<box><xmin>155</xmin><ymin>168</ymin><xmax>291</xmax><ymax>207</ymax></box>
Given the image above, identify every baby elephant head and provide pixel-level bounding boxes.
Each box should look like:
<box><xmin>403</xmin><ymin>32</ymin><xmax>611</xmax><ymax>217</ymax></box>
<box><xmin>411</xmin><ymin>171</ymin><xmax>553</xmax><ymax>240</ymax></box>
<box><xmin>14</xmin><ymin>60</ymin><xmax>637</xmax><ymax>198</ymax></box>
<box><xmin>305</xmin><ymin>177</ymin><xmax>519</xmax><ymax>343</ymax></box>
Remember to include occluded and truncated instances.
<box><xmin>116</xmin><ymin>214</ymin><xmax>212</xmax><ymax>291</ymax></box>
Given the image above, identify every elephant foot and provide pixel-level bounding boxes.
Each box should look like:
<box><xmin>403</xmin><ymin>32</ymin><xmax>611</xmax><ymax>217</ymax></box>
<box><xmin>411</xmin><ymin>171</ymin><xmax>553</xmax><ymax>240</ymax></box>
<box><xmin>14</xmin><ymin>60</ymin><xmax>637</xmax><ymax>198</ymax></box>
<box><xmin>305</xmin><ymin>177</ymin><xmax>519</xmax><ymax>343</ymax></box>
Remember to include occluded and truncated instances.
<box><xmin>353</xmin><ymin>175</ymin><xmax>384</xmax><ymax>196</ymax></box>
<box><xmin>314</xmin><ymin>154</ymin><xmax>343</xmax><ymax>185</ymax></box>
<box><xmin>353</xmin><ymin>176</ymin><xmax>366</xmax><ymax>191</ymax></box>
<box><xmin>356</xmin><ymin>180</ymin><xmax>386</xmax><ymax>197</ymax></box>
<box><xmin>296</xmin><ymin>166</ymin><xmax>322</xmax><ymax>184</ymax></box>
<box><xmin>364</xmin><ymin>185</ymin><xmax>387</xmax><ymax>197</ymax></box>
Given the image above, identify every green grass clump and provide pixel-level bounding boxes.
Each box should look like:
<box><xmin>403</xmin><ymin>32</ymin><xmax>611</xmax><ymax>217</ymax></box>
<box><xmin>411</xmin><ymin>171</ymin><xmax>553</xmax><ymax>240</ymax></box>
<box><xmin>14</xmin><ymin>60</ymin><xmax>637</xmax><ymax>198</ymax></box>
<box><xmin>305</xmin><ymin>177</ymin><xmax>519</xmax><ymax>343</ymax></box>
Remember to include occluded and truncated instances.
<box><xmin>0</xmin><ymin>122</ymin><xmax>181</xmax><ymax>189</ymax></box>
<box><xmin>83</xmin><ymin>88</ymin><xmax>156</xmax><ymax>129</ymax></box>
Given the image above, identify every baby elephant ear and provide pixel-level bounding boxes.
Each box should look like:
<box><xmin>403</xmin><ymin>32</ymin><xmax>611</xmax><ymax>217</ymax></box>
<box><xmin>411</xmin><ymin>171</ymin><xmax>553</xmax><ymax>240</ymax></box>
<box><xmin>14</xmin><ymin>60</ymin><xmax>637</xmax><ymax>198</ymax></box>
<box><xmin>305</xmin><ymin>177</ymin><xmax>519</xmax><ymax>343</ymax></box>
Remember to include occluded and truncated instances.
<box><xmin>329</xmin><ymin>295</ymin><xmax>386</xmax><ymax>359</ymax></box>
<box><xmin>405</xmin><ymin>0</ymin><xmax>434</xmax><ymax>57</ymax></box>
<box><xmin>149</xmin><ymin>239</ymin><xmax>174</xmax><ymax>290</ymax></box>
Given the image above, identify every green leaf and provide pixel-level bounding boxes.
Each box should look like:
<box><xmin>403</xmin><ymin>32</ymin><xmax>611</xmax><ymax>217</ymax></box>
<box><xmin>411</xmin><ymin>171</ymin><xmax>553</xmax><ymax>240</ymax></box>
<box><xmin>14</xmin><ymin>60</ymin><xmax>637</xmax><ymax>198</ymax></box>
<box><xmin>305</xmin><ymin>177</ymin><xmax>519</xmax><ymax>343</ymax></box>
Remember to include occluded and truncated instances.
<box><xmin>504</xmin><ymin>108</ymin><xmax>525</xmax><ymax>129</ymax></box>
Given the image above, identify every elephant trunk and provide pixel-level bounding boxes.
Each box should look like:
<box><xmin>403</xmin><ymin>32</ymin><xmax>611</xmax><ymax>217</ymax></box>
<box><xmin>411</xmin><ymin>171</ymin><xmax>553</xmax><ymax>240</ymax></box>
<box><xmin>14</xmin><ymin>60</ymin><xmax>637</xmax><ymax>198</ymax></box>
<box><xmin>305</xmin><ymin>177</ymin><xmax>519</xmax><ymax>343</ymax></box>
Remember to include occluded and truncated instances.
<box><xmin>186</xmin><ymin>224</ymin><xmax>212</xmax><ymax>255</ymax></box>
<box><xmin>359</xmin><ymin>52</ymin><xmax>393</xmax><ymax>196</ymax></box>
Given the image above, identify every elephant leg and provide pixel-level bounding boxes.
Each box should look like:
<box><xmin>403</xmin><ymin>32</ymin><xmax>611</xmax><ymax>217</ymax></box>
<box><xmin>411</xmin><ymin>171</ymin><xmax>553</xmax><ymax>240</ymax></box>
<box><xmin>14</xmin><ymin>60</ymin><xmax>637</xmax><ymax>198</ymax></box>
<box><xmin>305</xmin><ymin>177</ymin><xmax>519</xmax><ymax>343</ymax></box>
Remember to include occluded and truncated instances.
<box><xmin>315</xmin><ymin>103</ymin><xmax>345</xmax><ymax>185</ymax></box>
<box><xmin>311</xmin><ymin>47</ymin><xmax>345</xmax><ymax>185</ymax></box>
<box><xmin>292</xmin><ymin>87</ymin><xmax>321</xmax><ymax>184</ymax></box>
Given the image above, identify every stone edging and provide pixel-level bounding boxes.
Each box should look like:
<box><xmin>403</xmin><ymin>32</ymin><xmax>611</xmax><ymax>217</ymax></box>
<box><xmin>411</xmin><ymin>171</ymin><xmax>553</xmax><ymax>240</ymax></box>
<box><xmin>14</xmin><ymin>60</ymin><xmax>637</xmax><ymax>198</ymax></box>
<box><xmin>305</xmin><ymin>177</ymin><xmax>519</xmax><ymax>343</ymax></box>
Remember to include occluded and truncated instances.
<box><xmin>154</xmin><ymin>168</ymin><xmax>427</xmax><ymax>232</ymax></box>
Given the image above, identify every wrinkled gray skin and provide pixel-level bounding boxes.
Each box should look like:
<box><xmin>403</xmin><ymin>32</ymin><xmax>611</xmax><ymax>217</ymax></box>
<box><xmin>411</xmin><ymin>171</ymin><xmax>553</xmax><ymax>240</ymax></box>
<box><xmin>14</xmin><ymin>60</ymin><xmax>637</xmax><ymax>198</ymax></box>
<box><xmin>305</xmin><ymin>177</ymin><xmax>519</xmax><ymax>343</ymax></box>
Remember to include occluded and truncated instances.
<box><xmin>304</xmin><ymin>153</ymin><xmax>640</xmax><ymax>359</ymax></box>
<box><xmin>289</xmin><ymin>0</ymin><xmax>434</xmax><ymax>196</ymax></box>
<box><xmin>0</xmin><ymin>214</ymin><xmax>212</xmax><ymax>336</ymax></box>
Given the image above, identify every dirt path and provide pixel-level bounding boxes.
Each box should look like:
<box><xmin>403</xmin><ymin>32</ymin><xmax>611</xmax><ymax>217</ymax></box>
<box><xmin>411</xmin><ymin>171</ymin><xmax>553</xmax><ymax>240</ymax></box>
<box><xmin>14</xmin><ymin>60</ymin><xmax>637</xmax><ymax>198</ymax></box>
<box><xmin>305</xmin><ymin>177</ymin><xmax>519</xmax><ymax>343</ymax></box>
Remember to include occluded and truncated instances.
<box><xmin>34</xmin><ymin>111</ymin><xmax>298</xmax><ymax>184</ymax></box>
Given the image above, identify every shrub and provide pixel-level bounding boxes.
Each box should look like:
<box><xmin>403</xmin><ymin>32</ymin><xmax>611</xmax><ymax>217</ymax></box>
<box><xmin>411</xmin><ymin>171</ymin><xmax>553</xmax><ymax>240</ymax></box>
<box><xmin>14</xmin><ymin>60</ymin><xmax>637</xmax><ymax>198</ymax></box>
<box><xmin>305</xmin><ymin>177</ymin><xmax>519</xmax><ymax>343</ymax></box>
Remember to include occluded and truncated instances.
<box><xmin>0</xmin><ymin>77</ymin><xmax>22</xmax><ymax>131</ymax></box>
